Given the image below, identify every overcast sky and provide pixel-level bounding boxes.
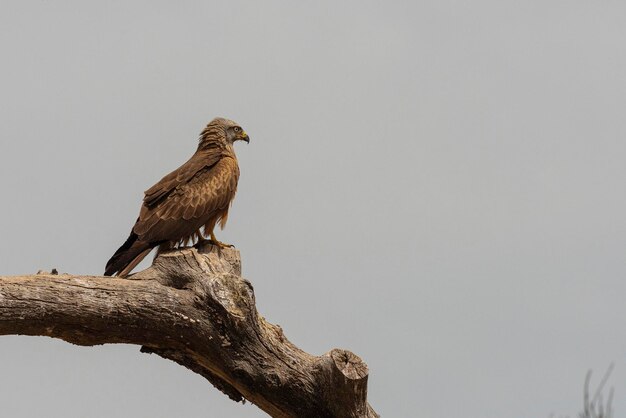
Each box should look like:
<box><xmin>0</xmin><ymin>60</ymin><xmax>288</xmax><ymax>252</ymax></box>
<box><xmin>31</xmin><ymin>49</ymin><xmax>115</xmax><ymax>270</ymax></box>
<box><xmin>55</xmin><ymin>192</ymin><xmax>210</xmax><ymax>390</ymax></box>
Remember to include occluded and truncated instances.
<box><xmin>1</xmin><ymin>1</ymin><xmax>626</xmax><ymax>417</ymax></box>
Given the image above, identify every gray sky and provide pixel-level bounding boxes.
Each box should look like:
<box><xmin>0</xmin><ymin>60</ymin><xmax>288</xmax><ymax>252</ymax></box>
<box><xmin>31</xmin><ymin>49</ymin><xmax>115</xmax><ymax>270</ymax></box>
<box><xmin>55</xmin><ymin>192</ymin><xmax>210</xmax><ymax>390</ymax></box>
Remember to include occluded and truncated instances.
<box><xmin>1</xmin><ymin>1</ymin><xmax>625</xmax><ymax>417</ymax></box>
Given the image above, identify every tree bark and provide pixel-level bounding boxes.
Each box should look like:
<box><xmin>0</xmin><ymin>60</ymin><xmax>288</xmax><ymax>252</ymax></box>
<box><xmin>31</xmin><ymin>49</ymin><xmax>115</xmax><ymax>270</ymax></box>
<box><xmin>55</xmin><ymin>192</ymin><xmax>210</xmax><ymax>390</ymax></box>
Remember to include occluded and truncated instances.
<box><xmin>0</xmin><ymin>243</ymin><xmax>379</xmax><ymax>418</ymax></box>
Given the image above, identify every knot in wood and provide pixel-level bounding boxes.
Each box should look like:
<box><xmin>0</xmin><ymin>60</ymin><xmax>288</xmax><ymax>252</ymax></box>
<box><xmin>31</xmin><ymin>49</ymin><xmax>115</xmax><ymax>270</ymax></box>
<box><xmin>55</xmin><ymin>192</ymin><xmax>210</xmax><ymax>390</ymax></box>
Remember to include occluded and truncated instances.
<box><xmin>206</xmin><ymin>273</ymin><xmax>254</xmax><ymax>320</ymax></box>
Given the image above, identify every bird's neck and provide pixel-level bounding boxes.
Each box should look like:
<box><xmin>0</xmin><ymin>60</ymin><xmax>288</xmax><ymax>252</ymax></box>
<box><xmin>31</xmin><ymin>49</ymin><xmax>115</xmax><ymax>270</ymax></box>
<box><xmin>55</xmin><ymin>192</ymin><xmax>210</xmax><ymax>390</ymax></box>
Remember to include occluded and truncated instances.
<box><xmin>195</xmin><ymin>142</ymin><xmax>237</xmax><ymax>161</ymax></box>
<box><xmin>224</xmin><ymin>143</ymin><xmax>237</xmax><ymax>158</ymax></box>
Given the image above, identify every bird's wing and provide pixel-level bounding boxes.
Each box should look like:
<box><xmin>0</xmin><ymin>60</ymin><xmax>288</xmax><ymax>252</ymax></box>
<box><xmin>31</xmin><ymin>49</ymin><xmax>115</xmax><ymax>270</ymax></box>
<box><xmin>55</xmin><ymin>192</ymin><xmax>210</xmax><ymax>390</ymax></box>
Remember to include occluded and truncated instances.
<box><xmin>133</xmin><ymin>156</ymin><xmax>240</xmax><ymax>242</ymax></box>
<box><xmin>143</xmin><ymin>148</ymin><xmax>223</xmax><ymax>208</ymax></box>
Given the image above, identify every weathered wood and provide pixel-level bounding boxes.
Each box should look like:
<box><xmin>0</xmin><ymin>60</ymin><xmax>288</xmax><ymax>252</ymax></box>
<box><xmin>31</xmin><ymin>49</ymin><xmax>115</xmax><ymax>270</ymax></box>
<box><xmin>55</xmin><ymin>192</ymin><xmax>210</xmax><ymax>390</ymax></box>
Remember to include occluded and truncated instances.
<box><xmin>0</xmin><ymin>244</ymin><xmax>378</xmax><ymax>418</ymax></box>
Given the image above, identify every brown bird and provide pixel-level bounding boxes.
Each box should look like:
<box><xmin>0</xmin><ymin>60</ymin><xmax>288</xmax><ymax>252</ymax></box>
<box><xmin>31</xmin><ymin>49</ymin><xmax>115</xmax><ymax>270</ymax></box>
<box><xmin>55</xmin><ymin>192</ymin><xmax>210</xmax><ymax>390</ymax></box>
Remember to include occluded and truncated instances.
<box><xmin>104</xmin><ymin>117</ymin><xmax>249</xmax><ymax>277</ymax></box>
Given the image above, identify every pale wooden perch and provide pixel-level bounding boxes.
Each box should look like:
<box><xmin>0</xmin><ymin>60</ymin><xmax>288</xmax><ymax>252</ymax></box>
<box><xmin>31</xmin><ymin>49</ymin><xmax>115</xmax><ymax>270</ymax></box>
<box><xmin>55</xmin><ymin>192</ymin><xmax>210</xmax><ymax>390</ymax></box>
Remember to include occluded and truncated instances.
<box><xmin>0</xmin><ymin>243</ymin><xmax>378</xmax><ymax>418</ymax></box>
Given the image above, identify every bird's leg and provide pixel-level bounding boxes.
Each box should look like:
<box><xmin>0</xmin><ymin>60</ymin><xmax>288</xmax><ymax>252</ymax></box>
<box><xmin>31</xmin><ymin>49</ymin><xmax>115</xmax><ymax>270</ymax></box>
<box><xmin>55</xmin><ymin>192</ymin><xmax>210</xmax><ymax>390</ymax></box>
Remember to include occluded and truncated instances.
<box><xmin>207</xmin><ymin>230</ymin><xmax>234</xmax><ymax>249</ymax></box>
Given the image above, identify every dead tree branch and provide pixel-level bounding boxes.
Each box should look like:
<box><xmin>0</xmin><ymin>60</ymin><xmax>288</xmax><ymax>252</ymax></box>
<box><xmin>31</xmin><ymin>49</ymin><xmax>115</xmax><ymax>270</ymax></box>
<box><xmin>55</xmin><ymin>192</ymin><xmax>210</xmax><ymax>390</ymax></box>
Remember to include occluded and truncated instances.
<box><xmin>0</xmin><ymin>244</ymin><xmax>378</xmax><ymax>418</ymax></box>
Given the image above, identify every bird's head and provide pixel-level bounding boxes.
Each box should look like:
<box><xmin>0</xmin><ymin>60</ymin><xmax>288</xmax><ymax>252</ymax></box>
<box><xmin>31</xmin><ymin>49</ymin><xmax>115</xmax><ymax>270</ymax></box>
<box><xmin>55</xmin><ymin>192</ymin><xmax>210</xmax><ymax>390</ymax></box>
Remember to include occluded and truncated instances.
<box><xmin>200</xmin><ymin>117</ymin><xmax>250</xmax><ymax>147</ymax></box>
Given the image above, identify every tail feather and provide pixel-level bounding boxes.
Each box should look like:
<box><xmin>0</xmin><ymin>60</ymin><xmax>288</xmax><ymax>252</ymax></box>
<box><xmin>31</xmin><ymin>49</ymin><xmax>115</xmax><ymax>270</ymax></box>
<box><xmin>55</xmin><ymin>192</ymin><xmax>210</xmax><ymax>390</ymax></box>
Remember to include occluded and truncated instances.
<box><xmin>104</xmin><ymin>232</ymin><xmax>154</xmax><ymax>277</ymax></box>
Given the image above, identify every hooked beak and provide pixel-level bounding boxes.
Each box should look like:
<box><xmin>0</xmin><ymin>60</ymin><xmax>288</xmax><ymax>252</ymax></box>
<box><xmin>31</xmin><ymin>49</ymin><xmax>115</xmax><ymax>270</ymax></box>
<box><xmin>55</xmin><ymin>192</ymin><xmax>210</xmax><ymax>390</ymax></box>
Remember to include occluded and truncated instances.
<box><xmin>242</xmin><ymin>132</ymin><xmax>250</xmax><ymax>143</ymax></box>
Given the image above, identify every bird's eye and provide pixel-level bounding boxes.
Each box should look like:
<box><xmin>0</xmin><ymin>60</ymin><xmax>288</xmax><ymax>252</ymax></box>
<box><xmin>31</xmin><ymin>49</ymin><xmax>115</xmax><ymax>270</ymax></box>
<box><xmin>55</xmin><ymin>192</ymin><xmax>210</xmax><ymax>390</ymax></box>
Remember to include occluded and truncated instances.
<box><xmin>234</xmin><ymin>127</ymin><xmax>241</xmax><ymax>133</ymax></box>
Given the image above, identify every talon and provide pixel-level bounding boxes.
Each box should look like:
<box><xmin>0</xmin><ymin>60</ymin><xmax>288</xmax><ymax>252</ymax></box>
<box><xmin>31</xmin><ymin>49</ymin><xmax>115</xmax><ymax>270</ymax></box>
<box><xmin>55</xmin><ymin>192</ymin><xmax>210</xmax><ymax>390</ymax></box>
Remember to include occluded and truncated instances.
<box><xmin>209</xmin><ymin>232</ymin><xmax>234</xmax><ymax>249</ymax></box>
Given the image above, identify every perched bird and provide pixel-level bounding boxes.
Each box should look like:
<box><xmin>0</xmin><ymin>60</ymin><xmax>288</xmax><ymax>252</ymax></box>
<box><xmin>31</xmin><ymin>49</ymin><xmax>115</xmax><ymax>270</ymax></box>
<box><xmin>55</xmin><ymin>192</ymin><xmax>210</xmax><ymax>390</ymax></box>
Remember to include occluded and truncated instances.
<box><xmin>104</xmin><ymin>117</ymin><xmax>249</xmax><ymax>277</ymax></box>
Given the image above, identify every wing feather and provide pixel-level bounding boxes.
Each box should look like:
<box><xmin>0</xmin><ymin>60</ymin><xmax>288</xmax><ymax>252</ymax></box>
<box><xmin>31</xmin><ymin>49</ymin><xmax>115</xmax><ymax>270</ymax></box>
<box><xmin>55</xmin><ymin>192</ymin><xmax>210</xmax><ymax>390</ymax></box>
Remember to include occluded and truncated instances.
<box><xmin>143</xmin><ymin>149</ymin><xmax>222</xmax><ymax>208</ymax></box>
<box><xmin>133</xmin><ymin>157</ymin><xmax>239</xmax><ymax>243</ymax></box>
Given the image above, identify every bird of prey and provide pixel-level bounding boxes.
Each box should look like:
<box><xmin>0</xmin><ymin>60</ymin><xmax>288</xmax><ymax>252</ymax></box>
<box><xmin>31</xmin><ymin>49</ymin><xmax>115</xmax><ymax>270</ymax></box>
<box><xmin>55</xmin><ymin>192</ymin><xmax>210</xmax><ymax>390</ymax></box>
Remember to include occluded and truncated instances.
<box><xmin>104</xmin><ymin>117</ymin><xmax>250</xmax><ymax>277</ymax></box>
